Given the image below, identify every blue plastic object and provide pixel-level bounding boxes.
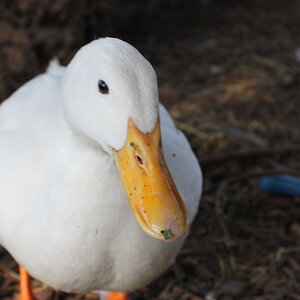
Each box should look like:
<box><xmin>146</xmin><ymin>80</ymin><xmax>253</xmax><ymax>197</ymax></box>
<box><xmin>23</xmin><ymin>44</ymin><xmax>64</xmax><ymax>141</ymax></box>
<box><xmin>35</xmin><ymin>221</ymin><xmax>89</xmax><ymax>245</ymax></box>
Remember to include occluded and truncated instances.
<box><xmin>259</xmin><ymin>174</ymin><xmax>300</xmax><ymax>196</ymax></box>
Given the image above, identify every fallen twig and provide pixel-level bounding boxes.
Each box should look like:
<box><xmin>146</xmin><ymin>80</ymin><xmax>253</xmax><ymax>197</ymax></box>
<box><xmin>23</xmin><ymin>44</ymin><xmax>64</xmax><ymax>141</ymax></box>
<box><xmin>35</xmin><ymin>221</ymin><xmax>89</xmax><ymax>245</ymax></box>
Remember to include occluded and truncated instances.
<box><xmin>199</xmin><ymin>146</ymin><xmax>300</xmax><ymax>166</ymax></box>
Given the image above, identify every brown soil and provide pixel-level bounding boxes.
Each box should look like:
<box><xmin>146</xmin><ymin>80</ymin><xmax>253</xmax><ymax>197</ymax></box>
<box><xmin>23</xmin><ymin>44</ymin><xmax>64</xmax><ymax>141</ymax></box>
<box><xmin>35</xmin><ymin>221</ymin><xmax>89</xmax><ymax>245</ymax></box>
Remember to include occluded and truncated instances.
<box><xmin>1</xmin><ymin>1</ymin><xmax>300</xmax><ymax>299</ymax></box>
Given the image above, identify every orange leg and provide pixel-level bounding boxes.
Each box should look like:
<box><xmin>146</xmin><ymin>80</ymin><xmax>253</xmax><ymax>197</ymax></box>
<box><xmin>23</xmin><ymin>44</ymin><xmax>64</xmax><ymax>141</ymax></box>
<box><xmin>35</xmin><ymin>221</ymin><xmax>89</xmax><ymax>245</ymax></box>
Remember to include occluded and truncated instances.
<box><xmin>19</xmin><ymin>265</ymin><xmax>36</xmax><ymax>300</ymax></box>
<box><xmin>107</xmin><ymin>292</ymin><xmax>128</xmax><ymax>300</ymax></box>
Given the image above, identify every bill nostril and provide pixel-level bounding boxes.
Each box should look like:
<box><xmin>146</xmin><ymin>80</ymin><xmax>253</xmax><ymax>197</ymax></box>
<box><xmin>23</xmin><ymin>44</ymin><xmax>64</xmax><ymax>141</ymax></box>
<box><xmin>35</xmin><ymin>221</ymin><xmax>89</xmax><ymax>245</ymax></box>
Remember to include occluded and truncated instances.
<box><xmin>136</xmin><ymin>155</ymin><xmax>143</xmax><ymax>165</ymax></box>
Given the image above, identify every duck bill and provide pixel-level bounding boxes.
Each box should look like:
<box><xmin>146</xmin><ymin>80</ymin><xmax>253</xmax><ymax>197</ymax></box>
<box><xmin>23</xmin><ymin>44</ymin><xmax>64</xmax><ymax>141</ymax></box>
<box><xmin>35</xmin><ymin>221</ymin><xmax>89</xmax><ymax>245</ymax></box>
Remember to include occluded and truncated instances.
<box><xmin>113</xmin><ymin>118</ymin><xmax>189</xmax><ymax>242</ymax></box>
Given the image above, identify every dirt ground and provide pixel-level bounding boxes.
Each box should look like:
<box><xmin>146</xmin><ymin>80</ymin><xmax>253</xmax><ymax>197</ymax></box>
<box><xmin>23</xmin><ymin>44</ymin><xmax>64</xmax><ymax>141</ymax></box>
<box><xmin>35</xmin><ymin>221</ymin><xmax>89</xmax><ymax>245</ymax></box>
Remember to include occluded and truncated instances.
<box><xmin>0</xmin><ymin>0</ymin><xmax>300</xmax><ymax>299</ymax></box>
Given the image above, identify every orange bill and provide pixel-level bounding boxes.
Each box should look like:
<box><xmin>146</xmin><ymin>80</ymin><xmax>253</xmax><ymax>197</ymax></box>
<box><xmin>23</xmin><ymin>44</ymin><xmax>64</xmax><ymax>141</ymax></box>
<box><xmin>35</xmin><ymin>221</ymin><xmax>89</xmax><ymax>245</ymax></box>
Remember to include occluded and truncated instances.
<box><xmin>114</xmin><ymin>118</ymin><xmax>189</xmax><ymax>241</ymax></box>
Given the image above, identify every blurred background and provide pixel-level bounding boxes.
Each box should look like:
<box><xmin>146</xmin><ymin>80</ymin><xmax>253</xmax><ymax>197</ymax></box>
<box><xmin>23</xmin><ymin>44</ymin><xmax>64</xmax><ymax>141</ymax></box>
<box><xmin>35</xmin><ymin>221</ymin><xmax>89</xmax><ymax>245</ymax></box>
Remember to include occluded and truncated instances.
<box><xmin>1</xmin><ymin>0</ymin><xmax>300</xmax><ymax>299</ymax></box>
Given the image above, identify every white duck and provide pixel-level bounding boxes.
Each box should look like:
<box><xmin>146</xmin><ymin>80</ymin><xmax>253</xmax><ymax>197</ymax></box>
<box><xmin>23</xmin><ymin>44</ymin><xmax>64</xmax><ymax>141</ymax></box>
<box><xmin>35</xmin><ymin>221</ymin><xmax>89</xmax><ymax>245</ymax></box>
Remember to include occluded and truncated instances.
<box><xmin>0</xmin><ymin>38</ymin><xmax>202</xmax><ymax>300</ymax></box>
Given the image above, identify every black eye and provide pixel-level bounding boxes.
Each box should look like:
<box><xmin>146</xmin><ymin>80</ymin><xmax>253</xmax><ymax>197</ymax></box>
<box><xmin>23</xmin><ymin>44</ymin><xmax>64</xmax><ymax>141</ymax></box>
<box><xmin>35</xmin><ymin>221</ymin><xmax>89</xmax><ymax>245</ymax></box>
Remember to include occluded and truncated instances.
<box><xmin>98</xmin><ymin>80</ymin><xmax>109</xmax><ymax>94</ymax></box>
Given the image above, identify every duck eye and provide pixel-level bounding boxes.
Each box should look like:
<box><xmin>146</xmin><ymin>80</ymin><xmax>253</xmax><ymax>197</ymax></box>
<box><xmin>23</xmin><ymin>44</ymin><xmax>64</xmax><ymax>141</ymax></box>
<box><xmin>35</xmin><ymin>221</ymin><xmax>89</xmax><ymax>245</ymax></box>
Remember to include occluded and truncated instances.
<box><xmin>98</xmin><ymin>80</ymin><xmax>109</xmax><ymax>94</ymax></box>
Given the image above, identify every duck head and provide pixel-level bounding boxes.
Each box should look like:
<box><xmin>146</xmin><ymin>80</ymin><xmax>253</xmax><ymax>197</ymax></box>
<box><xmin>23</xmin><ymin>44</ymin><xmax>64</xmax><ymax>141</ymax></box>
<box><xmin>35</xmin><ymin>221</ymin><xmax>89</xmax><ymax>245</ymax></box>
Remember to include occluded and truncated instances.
<box><xmin>61</xmin><ymin>38</ymin><xmax>189</xmax><ymax>241</ymax></box>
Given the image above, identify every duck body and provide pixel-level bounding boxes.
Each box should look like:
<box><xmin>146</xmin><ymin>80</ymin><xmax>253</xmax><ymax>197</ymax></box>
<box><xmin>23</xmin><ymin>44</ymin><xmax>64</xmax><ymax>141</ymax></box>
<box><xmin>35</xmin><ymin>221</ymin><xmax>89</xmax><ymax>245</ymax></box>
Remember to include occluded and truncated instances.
<box><xmin>0</xmin><ymin>39</ymin><xmax>202</xmax><ymax>293</ymax></box>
